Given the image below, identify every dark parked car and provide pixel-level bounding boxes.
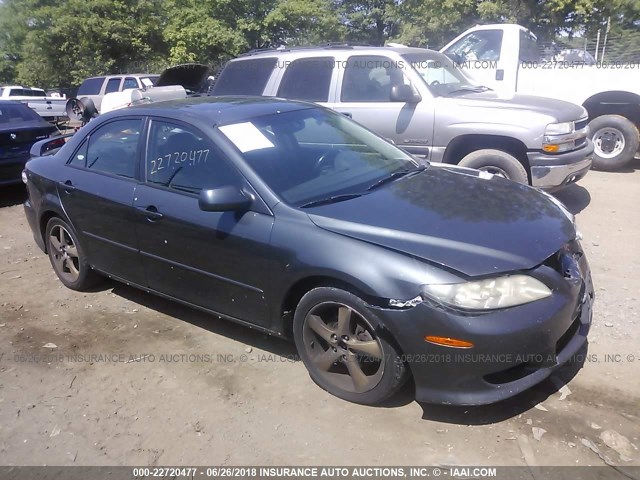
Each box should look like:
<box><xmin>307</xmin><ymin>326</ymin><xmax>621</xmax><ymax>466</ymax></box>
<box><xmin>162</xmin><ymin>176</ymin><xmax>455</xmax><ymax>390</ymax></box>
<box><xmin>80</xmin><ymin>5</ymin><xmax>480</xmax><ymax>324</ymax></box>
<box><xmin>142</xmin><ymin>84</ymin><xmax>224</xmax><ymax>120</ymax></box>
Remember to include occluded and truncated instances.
<box><xmin>23</xmin><ymin>97</ymin><xmax>594</xmax><ymax>405</ymax></box>
<box><xmin>0</xmin><ymin>101</ymin><xmax>57</xmax><ymax>185</ymax></box>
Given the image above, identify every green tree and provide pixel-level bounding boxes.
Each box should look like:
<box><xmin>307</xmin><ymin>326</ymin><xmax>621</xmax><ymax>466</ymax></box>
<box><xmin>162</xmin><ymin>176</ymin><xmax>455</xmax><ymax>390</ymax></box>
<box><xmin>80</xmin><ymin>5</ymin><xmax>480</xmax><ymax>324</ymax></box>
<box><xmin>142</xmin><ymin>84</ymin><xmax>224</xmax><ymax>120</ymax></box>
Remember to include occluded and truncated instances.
<box><xmin>1</xmin><ymin>0</ymin><xmax>167</xmax><ymax>89</ymax></box>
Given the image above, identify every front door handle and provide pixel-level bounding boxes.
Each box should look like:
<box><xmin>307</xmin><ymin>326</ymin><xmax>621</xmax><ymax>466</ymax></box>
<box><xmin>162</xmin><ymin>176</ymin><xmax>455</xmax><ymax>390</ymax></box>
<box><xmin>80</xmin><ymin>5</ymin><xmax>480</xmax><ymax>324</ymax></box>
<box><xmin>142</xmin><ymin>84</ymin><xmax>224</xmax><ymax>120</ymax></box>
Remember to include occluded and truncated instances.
<box><xmin>136</xmin><ymin>205</ymin><xmax>164</xmax><ymax>221</ymax></box>
<box><xmin>58</xmin><ymin>180</ymin><xmax>76</xmax><ymax>192</ymax></box>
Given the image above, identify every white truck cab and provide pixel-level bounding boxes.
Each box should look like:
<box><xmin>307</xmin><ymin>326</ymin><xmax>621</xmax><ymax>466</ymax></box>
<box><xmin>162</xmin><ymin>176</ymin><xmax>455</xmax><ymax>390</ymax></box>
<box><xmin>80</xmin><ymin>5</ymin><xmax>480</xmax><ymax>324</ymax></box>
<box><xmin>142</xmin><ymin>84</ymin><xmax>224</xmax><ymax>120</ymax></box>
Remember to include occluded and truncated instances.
<box><xmin>442</xmin><ymin>24</ymin><xmax>640</xmax><ymax>171</ymax></box>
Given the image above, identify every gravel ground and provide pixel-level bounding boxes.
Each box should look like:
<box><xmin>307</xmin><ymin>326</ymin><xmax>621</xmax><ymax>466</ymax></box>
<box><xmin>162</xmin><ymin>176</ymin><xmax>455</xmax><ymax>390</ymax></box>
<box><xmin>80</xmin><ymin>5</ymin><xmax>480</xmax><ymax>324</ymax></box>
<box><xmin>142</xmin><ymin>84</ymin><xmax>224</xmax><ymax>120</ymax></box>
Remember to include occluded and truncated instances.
<box><xmin>0</xmin><ymin>166</ymin><xmax>638</xmax><ymax>467</ymax></box>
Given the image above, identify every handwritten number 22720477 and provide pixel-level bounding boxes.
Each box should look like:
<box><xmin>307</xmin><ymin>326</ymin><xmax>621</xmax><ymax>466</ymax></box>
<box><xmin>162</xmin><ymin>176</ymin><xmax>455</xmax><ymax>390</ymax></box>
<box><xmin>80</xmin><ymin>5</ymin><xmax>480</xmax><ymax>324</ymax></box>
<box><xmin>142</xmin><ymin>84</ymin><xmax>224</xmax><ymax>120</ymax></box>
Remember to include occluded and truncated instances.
<box><xmin>150</xmin><ymin>149</ymin><xmax>210</xmax><ymax>175</ymax></box>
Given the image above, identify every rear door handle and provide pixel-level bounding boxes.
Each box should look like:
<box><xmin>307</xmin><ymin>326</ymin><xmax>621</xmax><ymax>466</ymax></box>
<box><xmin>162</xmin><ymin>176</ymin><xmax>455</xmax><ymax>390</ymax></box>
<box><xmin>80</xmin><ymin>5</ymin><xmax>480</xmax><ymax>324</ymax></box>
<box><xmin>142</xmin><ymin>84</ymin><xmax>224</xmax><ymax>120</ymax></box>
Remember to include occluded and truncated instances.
<box><xmin>136</xmin><ymin>205</ymin><xmax>164</xmax><ymax>221</ymax></box>
<box><xmin>58</xmin><ymin>180</ymin><xmax>76</xmax><ymax>192</ymax></box>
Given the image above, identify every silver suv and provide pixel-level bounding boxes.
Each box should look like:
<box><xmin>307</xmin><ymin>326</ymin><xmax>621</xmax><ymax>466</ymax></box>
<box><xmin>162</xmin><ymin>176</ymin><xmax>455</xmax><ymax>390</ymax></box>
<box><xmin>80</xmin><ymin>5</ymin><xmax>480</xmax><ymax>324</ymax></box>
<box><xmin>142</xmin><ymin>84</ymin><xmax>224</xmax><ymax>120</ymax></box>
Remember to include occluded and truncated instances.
<box><xmin>211</xmin><ymin>45</ymin><xmax>593</xmax><ymax>190</ymax></box>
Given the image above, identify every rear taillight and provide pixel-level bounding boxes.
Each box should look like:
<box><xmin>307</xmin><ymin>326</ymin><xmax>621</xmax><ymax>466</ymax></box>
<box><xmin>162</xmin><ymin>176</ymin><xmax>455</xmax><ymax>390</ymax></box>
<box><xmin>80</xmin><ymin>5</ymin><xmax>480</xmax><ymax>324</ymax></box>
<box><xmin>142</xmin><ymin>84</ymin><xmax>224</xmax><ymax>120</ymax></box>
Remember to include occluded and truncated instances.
<box><xmin>43</xmin><ymin>136</ymin><xmax>66</xmax><ymax>154</ymax></box>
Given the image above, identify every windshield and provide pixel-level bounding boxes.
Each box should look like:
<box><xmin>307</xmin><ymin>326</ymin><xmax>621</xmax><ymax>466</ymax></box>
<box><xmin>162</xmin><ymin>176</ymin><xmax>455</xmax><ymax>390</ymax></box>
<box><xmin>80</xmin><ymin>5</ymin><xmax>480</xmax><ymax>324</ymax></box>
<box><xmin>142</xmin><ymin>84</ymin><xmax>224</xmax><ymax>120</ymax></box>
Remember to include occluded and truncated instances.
<box><xmin>218</xmin><ymin>108</ymin><xmax>421</xmax><ymax>207</ymax></box>
<box><xmin>402</xmin><ymin>53</ymin><xmax>480</xmax><ymax>97</ymax></box>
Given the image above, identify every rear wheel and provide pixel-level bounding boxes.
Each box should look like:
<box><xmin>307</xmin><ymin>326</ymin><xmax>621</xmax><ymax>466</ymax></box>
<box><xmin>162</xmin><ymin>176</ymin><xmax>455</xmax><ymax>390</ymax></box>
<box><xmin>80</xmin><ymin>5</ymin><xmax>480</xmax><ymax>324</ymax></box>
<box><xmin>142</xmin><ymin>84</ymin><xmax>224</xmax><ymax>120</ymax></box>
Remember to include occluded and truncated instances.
<box><xmin>589</xmin><ymin>115</ymin><xmax>639</xmax><ymax>171</ymax></box>
<box><xmin>45</xmin><ymin>217</ymin><xmax>99</xmax><ymax>290</ymax></box>
<box><xmin>458</xmin><ymin>149</ymin><xmax>529</xmax><ymax>184</ymax></box>
<box><xmin>293</xmin><ymin>287</ymin><xmax>408</xmax><ymax>405</ymax></box>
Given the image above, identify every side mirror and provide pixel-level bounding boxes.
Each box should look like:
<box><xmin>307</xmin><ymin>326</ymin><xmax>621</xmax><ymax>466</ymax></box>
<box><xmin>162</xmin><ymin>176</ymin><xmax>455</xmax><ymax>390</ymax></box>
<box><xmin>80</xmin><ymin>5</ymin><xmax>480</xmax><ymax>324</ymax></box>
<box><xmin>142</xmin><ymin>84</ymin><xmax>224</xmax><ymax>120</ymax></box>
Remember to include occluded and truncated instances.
<box><xmin>198</xmin><ymin>186</ymin><xmax>253</xmax><ymax>212</ymax></box>
<box><xmin>390</xmin><ymin>84</ymin><xmax>421</xmax><ymax>103</ymax></box>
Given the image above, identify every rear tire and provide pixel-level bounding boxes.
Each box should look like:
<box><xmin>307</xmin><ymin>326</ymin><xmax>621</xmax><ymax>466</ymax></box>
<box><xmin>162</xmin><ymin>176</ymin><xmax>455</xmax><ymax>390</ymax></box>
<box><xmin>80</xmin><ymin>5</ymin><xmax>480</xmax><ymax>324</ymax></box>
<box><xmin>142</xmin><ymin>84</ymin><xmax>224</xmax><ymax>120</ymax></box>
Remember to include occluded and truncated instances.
<box><xmin>45</xmin><ymin>217</ymin><xmax>100</xmax><ymax>290</ymax></box>
<box><xmin>293</xmin><ymin>287</ymin><xmax>408</xmax><ymax>405</ymax></box>
<box><xmin>589</xmin><ymin>114</ymin><xmax>639</xmax><ymax>171</ymax></box>
<box><xmin>458</xmin><ymin>149</ymin><xmax>529</xmax><ymax>184</ymax></box>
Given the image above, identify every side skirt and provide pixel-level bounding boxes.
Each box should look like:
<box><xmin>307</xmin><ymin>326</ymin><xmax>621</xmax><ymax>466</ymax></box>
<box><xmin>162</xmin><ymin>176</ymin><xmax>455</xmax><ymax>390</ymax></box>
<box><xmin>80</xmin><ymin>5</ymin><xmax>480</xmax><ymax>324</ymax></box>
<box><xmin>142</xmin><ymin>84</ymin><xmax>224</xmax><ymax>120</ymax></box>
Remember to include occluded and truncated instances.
<box><xmin>91</xmin><ymin>267</ymin><xmax>287</xmax><ymax>339</ymax></box>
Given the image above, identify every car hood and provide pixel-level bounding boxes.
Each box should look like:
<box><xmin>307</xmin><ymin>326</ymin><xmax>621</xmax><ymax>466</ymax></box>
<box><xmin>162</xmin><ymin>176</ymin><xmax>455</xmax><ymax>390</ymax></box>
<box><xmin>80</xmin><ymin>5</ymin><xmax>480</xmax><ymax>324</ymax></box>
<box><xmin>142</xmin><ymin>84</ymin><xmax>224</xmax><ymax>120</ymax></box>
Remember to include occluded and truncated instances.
<box><xmin>442</xmin><ymin>91</ymin><xmax>586</xmax><ymax>122</ymax></box>
<box><xmin>306</xmin><ymin>165</ymin><xmax>576</xmax><ymax>277</ymax></box>
<box><xmin>156</xmin><ymin>63</ymin><xmax>210</xmax><ymax>93</ymax></box>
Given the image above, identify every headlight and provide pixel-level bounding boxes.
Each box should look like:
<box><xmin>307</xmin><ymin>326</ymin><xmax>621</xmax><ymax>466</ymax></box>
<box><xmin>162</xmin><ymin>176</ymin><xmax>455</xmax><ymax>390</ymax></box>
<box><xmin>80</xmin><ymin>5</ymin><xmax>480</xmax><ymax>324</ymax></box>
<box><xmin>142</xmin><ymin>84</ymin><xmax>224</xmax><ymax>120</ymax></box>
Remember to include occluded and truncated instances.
<box><xmin>545</xmin><ymin>122</ymin><xmax>574</xmax><ymax>135</ymax></box>
<box><xmin>543</xmin><ymin>121</ymin><xmax>578</xmax><ymax>153</ymax></box>
<box><xmin>21</xmin><ymin>170</ymin><xmax>28</xmax><ymax>184</ymax></box>
<box><xmin>421</xmin><ymin>275</ymin><xmax>552</xmax><ymax>310</ymax></box>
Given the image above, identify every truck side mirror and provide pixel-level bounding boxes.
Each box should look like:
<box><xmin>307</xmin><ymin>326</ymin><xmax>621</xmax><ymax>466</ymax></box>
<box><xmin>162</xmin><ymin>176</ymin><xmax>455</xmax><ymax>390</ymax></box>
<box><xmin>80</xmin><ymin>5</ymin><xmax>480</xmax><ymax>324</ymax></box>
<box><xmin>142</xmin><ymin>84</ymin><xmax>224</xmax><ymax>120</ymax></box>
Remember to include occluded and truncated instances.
<box><xmin>390</xmin><ymin>84</ymin><xmax>421</xmax><ymax>103</ymax></box>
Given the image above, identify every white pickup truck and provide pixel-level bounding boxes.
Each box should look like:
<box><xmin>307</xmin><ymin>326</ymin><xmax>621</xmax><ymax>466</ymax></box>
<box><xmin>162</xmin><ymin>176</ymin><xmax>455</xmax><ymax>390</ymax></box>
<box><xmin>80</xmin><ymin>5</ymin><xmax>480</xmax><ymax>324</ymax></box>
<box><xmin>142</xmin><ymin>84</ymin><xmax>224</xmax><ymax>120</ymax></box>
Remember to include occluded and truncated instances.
<box><xmin>0</xmin><ymin>86</ymin><xmax>68</xmax><ymax>123</ymax></box>
<box><xmin>441</xmin><ymin>24</ymin><xmax>640</xmax><ymax>171</ymax></box>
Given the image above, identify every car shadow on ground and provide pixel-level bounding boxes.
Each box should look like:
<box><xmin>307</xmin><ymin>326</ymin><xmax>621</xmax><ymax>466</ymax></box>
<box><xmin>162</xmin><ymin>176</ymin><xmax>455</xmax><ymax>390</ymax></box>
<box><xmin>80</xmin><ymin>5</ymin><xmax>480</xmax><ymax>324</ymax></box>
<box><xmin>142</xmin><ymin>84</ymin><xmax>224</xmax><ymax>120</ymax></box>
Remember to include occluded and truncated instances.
<box><xmin>417</xmin><ymin>343</ymin><xmax>588</xmax><ymax>425</ymax></box>
<box><xmin>107</xmin><ymin>280</ymin><xmax>298</xmax><ymax>358</ymax></box>
<box><xmin>552</xmin><ymin>183</ymin><xmax>591</xmax><ymax>215</ymax></box>
<box><xmin>0</xmin><ymin>184</ymin><xmax>27</xmax><ymax>208</ymax></box>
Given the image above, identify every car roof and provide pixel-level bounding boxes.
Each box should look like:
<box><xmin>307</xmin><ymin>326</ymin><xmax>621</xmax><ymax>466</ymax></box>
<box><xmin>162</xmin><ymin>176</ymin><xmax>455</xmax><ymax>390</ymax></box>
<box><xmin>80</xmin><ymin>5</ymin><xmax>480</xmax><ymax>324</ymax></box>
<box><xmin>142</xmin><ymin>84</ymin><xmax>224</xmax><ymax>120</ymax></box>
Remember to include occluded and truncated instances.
<box><xmin>1</xmin><ymin>85</ymin><xmax>44</xmax><ymax>90</ymax></box>
<box><xmin>83</xmin><ymin>74</ymin><xmax>159</xmax><ymax>81</ymax></box>
<box><xmin>108</xmin><ymin>95</ymin><xmax>314</xmax><ymax>125</ymax></box>
<box><xmin>236</xmin><ymin>45</ymin><xmax>442</xmax><ymax>58</ymax></box>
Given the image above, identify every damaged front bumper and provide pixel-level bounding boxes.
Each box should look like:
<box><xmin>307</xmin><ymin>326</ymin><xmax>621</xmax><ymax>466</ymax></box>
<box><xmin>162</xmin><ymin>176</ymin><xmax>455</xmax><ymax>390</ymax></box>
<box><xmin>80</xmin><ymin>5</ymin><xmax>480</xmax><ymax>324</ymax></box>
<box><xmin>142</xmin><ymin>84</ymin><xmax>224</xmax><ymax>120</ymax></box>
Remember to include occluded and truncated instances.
<box><xmin>372</xmin><ymin>242</ymin><xmax>594</xmax><ymax>405</ymax></box>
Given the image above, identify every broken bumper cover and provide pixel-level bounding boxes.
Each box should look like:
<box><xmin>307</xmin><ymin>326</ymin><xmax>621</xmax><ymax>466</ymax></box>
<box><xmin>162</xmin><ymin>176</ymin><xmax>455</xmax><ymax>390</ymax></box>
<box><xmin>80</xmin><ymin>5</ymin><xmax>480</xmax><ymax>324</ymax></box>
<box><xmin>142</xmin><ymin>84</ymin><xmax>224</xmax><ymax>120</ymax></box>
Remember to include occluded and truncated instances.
<box><xmin>529</xmin><ymin>139</ymin><xmax>594</xmax><ymax>190</ymax></box>
<box><xmin>375</xmin><ymin>246</ymin><xmax>594</xmax><ymax>406</ymax></box>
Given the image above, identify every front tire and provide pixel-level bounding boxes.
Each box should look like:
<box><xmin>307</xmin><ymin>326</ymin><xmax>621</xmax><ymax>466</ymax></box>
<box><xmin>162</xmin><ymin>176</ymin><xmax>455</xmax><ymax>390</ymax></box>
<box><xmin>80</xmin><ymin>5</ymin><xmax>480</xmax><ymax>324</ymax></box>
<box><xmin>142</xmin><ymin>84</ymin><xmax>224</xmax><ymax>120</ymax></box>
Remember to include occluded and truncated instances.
<box><xmin>589</xmin><ymin>114</ymin><xmax>639</xmax><ymax>171</ymax></box>
<box><xmin>293</xmin><ymin>287</ymin><xmax>408</xmax><ymax>405</ymax></box>
<box><xmin>457</xmin><ymin>149</ymin><xmax>529</xmax><ymax>184</ymax></box>
<box><xmin>45</xmin><ymin>217</ymin><xmax>99</xmax><ymax>290</ymax></box>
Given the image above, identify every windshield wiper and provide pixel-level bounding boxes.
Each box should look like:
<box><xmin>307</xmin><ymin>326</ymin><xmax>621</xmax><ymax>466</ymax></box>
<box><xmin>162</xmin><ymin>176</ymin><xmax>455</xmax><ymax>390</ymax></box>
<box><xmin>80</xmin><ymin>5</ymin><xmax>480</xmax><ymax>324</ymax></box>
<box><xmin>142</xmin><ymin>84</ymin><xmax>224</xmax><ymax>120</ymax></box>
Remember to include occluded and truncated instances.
<box><xmin>366</xmin><ymin>165</ymin><xmax>427</xmax><ymax>192</ymax></box>
<box><xmin>299</xmin><ymin>193</ymin><xmax>365</xmax><ymax>208</ymax></box>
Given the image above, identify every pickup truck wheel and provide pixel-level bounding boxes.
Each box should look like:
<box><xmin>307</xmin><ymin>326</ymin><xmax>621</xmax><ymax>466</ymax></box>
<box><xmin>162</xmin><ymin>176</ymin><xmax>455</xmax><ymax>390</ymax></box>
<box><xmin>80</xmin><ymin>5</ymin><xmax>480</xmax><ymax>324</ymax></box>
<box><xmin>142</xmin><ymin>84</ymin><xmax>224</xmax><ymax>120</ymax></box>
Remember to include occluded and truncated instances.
<box><xmin>458</xmin><ymin>149</ymin><xmax>528</xmax><ymax>184</ymax></box>
<box><xmin>589</xmin><ymin>115</ymin><xmax>639</xmax><ymax>171</ymax></box>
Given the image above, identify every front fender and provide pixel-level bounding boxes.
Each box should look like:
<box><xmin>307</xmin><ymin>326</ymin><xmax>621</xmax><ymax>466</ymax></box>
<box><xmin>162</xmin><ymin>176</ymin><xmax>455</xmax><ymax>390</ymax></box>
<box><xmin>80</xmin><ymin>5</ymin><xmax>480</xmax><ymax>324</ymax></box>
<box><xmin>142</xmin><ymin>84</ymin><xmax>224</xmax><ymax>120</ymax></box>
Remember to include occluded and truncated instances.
<box><xmin>265</xmin><ymin>207</ymin><xmax>460</xmax><ymax>332</ymax></box>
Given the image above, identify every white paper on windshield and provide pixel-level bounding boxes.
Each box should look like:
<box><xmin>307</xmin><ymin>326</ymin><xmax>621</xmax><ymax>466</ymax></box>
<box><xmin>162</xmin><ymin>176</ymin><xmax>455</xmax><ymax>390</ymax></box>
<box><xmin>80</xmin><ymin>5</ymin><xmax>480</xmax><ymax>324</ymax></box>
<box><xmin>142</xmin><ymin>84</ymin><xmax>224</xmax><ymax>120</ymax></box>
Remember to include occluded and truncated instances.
<box><xmin>219</xmin><ymin>122</ymin><xmax>275</xmax><ymax>153</ymax></box>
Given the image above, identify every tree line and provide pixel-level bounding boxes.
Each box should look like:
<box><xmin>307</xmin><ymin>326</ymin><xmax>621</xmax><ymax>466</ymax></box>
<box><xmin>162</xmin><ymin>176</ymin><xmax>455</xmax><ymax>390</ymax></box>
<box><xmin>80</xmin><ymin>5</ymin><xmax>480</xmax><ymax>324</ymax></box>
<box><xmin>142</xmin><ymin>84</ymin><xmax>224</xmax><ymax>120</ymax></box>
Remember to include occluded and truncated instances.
<box><xmin>0</xmin><ymin>0</ymin><xmax>638</xmax><ymax>90</ymax></box>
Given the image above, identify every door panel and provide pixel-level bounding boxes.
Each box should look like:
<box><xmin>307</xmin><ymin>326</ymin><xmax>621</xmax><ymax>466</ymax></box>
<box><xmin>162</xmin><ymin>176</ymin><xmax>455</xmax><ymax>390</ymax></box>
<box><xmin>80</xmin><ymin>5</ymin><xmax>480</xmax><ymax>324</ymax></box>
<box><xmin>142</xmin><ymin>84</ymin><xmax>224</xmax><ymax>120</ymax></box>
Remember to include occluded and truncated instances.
<box><xmin>135</xmin><ymin>119</ymin><xmax>275</xmax><ymax>326</ymax></box>
<box><xmin>57</xmin><ymin>118</ymin><xmax>144</xmax><ymax>283</ymax></box>
<box><xmin>58</xmin><ymin>171</ymin><xmax>142</xmax><ymax>283</ymax></box>
<box><xmin>134</xmin><ymin>185</ymin><xmax>274</xmax><ymax>325</ymax></box>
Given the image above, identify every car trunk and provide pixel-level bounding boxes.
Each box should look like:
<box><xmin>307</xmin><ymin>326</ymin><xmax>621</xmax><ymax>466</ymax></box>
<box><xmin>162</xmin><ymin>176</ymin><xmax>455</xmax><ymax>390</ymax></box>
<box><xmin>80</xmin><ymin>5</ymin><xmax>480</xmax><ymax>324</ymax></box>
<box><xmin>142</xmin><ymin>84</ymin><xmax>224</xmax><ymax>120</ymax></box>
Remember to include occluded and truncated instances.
<box><xmin>0</xmin><ymin>124</ymin><xmax>55</xmax><ymax>162</ymax></box>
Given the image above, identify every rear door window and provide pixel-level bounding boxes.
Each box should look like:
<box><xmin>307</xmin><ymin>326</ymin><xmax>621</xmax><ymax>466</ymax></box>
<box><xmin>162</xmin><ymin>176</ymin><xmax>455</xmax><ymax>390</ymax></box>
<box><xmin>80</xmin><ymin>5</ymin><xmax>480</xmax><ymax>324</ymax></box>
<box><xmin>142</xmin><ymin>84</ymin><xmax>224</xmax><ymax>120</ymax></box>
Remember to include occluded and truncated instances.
<box><xmin>83</xmin><ymin>119</ymin><xmax>142</xmax><ymax>178</ymax></box>
<box><xmin>277</xmin><ymin>57</ymin><xmax>334</xmax><ymax>102</ymax></box>
<box><xmin>123</xmin><ymin>77</ymin><xmax>139</xmax><ymax>90</ymax></box>
<box><xmin>211</xmin><ymin>58</ymin><xmax>277</xmax><ymax>96</ymax></box>
<box><xmin>78</xmin><ymin>77</ymin><xmax>105</xmax><ymax>96</ymax></box>
<box><xmin>104</xmin><ymin>78</ymin><xmax>121</xmax><ymax>94</ymax></box>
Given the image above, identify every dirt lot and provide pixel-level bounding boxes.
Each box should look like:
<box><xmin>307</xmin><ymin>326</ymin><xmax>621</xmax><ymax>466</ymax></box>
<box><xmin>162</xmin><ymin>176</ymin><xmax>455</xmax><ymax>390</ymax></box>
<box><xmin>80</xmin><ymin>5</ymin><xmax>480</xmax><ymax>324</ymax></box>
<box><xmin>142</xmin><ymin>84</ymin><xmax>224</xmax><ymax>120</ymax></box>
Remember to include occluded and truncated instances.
<box><xmin>0</xmin><ymin>166</ymin><xmax>639</xmax><ymax>468</ymax></box>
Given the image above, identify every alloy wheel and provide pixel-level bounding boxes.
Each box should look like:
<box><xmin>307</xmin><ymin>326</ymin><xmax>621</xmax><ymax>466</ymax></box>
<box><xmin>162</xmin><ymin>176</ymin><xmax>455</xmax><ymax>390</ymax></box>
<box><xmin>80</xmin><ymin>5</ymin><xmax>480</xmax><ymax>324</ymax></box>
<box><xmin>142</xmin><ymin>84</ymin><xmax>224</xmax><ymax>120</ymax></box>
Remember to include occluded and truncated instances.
<box><xmin>302</xmin><ymin>302</ymin><xmax>384</xmax><ymax>393</ymax></box>
<box><xmin>49</xmin><ymin>225</ymin><xmax>80</xmax><ymax>283</ymax></box>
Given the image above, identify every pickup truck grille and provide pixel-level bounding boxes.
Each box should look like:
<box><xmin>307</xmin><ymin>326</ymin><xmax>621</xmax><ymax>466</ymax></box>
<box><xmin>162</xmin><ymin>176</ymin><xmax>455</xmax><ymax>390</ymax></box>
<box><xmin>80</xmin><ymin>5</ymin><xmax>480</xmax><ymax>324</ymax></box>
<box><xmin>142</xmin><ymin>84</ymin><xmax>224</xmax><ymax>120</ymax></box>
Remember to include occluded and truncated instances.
<box><xmin>575</xmin><ymin>118</ymin><xmax>589</xmax><ymax>131</ymax></box>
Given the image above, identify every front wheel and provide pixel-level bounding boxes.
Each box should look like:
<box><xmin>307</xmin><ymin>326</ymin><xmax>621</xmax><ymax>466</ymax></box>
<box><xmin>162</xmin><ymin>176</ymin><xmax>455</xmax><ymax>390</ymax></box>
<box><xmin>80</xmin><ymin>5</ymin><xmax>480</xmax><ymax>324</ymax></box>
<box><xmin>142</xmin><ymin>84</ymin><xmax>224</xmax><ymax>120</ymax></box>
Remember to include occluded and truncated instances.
<box><xmin>457</xmin><ymin>149</ymin><xmax>529</xmax><ymax>184</ymax></box>
<box><xmin>589</xmin><ymin>115</ymin><xmax>639</xmax><ymax>171</ymax></box>
<box><xmin>293</xmin><ymin>287</ymin><xmax>409</xmax><ymax>405</ymax></box>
